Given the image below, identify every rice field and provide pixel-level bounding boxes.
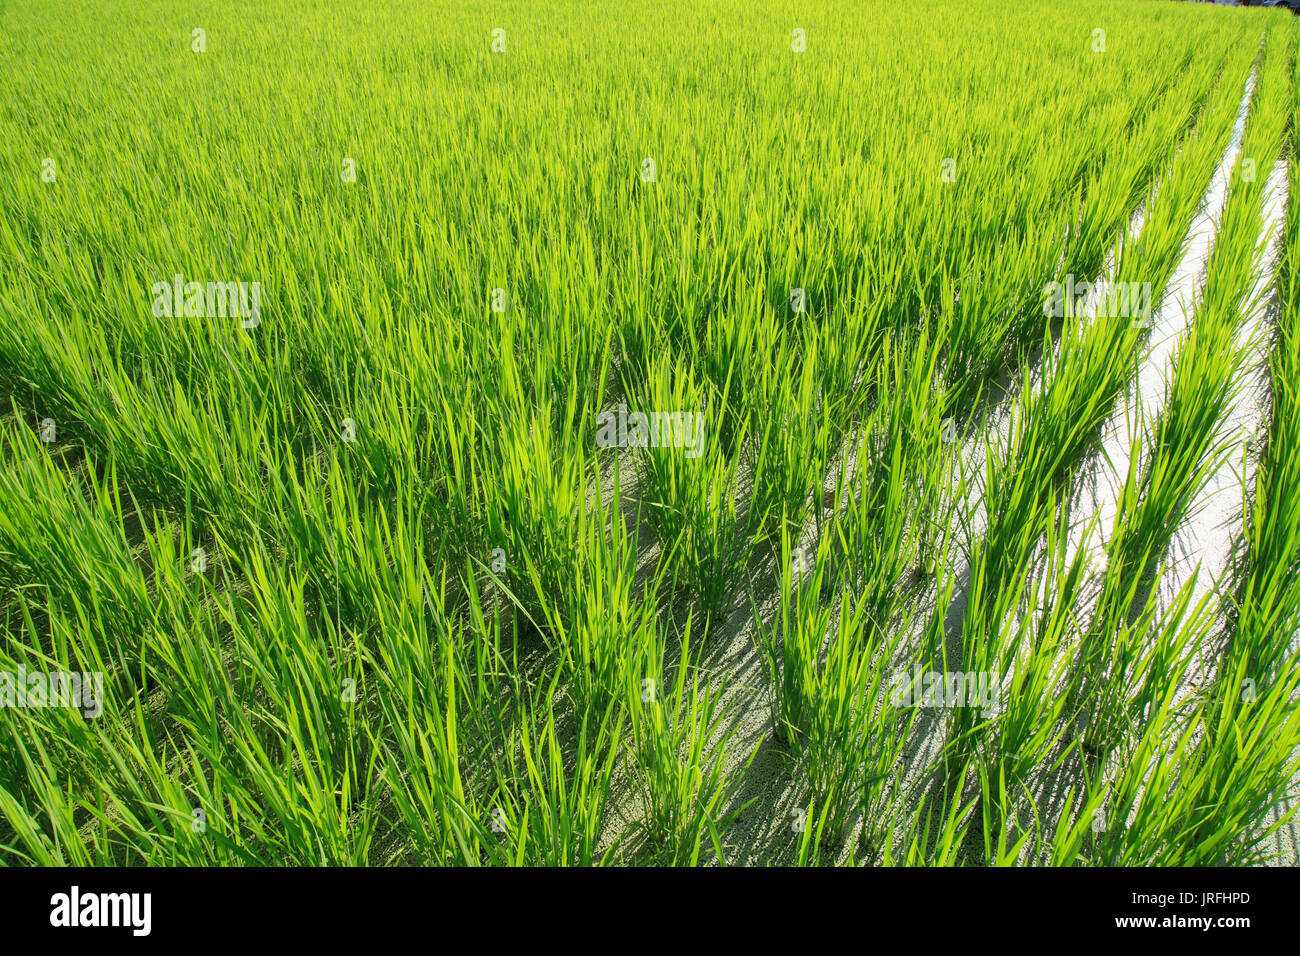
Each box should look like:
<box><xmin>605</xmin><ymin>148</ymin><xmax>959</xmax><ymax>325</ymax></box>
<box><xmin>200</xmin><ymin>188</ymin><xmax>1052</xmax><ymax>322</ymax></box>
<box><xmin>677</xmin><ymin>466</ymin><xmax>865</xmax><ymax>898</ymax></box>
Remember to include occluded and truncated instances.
<box><xmin>1</xmin><ymin>0</ymin><xmax>1299</xmax><ymax>867</ymax></box>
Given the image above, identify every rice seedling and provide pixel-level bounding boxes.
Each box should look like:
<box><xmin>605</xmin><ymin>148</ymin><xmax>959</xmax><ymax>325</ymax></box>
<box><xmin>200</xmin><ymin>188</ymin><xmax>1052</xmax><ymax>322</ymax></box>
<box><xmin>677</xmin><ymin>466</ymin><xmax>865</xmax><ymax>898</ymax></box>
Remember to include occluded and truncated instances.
<box><xmin>0</xmin><ymin>0</ymin><xmax>1296</xmax><ymax>871</ymax></box>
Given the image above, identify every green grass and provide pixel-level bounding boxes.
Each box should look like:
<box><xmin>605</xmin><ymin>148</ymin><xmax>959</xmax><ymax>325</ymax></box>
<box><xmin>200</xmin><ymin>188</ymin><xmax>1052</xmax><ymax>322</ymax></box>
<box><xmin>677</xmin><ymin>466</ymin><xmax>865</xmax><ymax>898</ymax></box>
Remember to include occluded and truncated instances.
<box><xmin>0</xmin><ymin>0</ymin><xmax>1297</xmax><ymax>866</ymax></box>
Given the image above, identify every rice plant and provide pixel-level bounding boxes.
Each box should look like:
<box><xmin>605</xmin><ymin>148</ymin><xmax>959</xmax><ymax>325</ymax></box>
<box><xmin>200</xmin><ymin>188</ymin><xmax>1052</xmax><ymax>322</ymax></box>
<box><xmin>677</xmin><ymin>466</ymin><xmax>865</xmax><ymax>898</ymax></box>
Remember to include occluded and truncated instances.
<box><xmin>0</xmin><ymin>0</ymin><xmax>1297</xmax><ymax>868</ymax></box>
